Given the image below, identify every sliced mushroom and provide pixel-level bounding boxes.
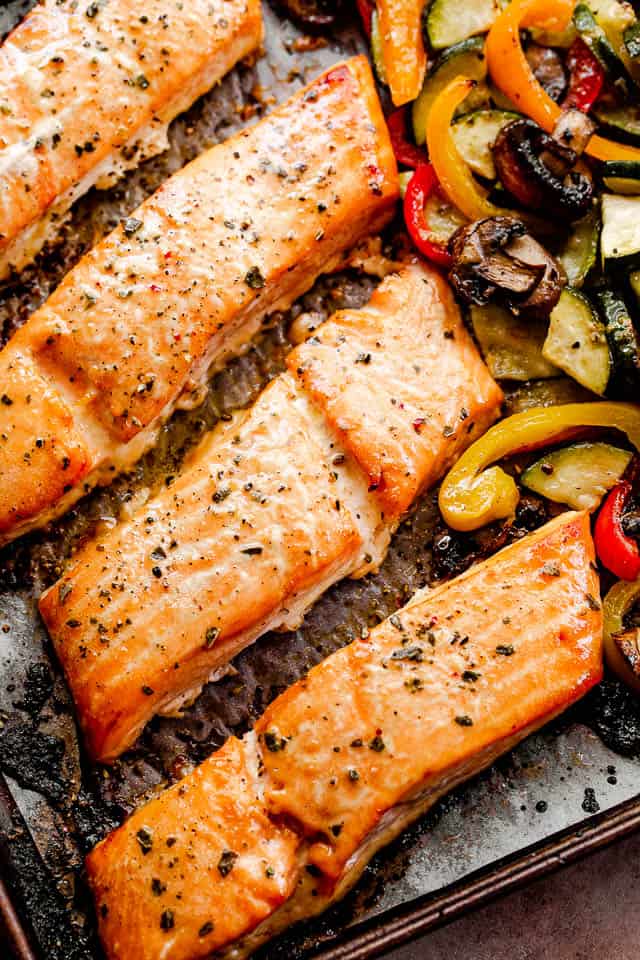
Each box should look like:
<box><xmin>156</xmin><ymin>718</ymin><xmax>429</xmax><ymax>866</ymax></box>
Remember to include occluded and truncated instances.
<box><xmin>493</xmin><ymin>118</ymin><xmax>594</xmax><ymax>221</ymax></box>
<box><xmin>276</xmin><ymin>0</ymin><xmax>340</xmax><ymax>28</ymax></box>
<box><xmin>525</xmin><ymin>43</ymin><xmax>567</xmax><ymax>102</ymax></box>
<box><xmin>613</xmin><ymin>629</ymin><xmax>640</xmax><ymax>692</ymax></box>
<box><xmin>552</xmin><ymin>108</ymin><xmax>596</xmax><ymax>157</ymax></box>
<box><xmin>448</xmin><ymin>216</ymin><xmax>566</xmax><ymax>318</ymax></box>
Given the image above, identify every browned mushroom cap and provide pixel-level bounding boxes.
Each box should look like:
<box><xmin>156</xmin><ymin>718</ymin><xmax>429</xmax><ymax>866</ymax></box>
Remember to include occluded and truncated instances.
<box><xmin>493</xmin><ymin>118</ymin><xmax>594</xmax><ymax>221</ymax></box>
<box><xmin>448</xmin><ymin>216</ymin><xmax>566</xmax><ymax>319</ymax></box>
<box><xmin>614</xmin><ymin>630</ymin><xmax>640</xmax><ymax>685</ymax></box>
<box><xmin>276</xmin><ymin>0</ymin><xmax>340</xmax><ymax>28</ymax></box>
<box><xmin>525</xmin><ymin>43</ymin><xmax>567</xmax><ymax>102</ymax></box>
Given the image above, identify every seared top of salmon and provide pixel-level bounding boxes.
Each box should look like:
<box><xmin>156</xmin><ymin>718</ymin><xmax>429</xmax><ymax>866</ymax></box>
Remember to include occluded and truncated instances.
<box><xmin>40</xmin><ymin>374</ymin><xmax>366</xmax><ymax>760</ymax></box>
<box><xmin>290</xmin><ymin>263</ymin><xmax>503</xmax><ymax>518</ymax></box>
<box><xmin>257</xmin><ymin>511</ymin><xmax>603</xmax><ymax>881</ymax></box>
<box><xmin>39</xmin><ymin>263</ymin><xmax>501</xmax><ymax>763</ymax></box>
<box><xmin>0</xmin><ymin>0</ymin><xmax>263</xmax><ymax>263</ymax></box>
<box><xmin>18</xmin><ymin>56</ymin><xmax>396</xmax><ymax>443</ymax></box>
<box><xmin>86</xmin><ymin>735</ymin><xmax>300</xmax><ymax>960</ymax></box>
<box><xmin>0</xmin><ymin>57</ymin><xmax>398</xmax><ymax>544</ymax></box>
<box><xmin>85</xmin><ymin>512</ymin><xmax>603</xmax><ymax>960</ymax></box>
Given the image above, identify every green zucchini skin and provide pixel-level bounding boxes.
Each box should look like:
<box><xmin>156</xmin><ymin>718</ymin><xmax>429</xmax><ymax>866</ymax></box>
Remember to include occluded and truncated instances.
<box><xmin>601</xmin><ymin>161</ymin><xmax>640</xmax><ymax>194</ymax></box>
<box><xmin>574</xmin><ymin>3</ymin><xmax>629</xmax><ymax>86</ymax></box>
<box><xmin>595</xmin><ymin>288</ymin><xmax>640</xmax><ymax>396</ymax></box>
<box><xmin>412</xmin><ymin>37</ymin><xmax>488</xmax><ymax>145</ymax></box>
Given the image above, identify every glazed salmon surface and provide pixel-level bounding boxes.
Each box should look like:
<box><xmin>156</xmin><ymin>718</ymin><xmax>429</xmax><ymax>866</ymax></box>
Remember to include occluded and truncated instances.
<box><xmin>0</xmin><ymin>56</ymin><xmax>398</xmax><ymax>545</ymax></box>
<box><xmin>39</xmin><ymin>262</ymin><xmax>502</xmax><ymax>762</ymax></box>
<box><xmin>86</xmin><ymin>512</ymin><xmax>603</xmax><ymax>960</ymax></box>
<box><xmin>290</xmin><ymin>264</ymin><xmax>501</xmax><ymax>518</ymax></box>
<box><xmin>86</xmin><ymin>735</ymin><xmax>301</xmax><ymax>960</ymax></box>
<box><xmin>0</xmin><ymin>0</ymin><xmax>263</xmax><ymax>276</ymax></box>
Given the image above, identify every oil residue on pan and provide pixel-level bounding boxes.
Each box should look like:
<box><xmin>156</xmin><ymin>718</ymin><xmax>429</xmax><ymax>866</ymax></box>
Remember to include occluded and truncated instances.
<box><xmin>1</xmin><ymin>3</ymin><xmax>640</xmax><ymax>960</ymax></box>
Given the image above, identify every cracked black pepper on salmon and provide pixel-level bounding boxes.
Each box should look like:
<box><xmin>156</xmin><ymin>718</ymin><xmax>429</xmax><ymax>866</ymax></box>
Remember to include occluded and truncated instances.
<box><xmin>0</xmin><ymin>0</ymin><xmax>264</xmax><ymax>278</ymax></box>
<box><xmin>85</xmin><ymin>511</ymin><xmax>603</xmax><ymax>960</ymax></box>
<box><xmin>0</xmin><ymin>56</ymin><xmax>398</xmax><ymax>546</ymax></box>
<box><xmin>39</xmin><ymin>261</ymin><xmax>502</xmax><ymax>762</ymax></box>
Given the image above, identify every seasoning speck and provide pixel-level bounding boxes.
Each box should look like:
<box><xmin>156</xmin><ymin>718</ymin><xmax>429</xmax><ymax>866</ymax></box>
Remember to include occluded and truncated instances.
<box><xmin>217</xmin><ymin>849</ymin><xmax>238</xmax><ymax>877</ymax></box>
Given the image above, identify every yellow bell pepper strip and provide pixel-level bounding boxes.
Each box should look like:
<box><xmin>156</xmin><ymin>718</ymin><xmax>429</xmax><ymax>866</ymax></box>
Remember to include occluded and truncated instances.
<box><xmin>486</xmin><ymin>0</ymin><xmax>640</xmax><ymax>163</ymax></box>
<box><xmin>377</xmin><ymin>0</ymin><xmax>427</xmax><ymax>107</ymax></box>
<box><xmin>439</xmin><ymin>402</ymin><xmax>640</xmax><ymax>532</ymax></box>
<box><xmin>603</xmin><ymin>577</ymin><xmax>640</xmax><ymax>694</ymax></box>
<box><xmin>426</xmin><ymin>76</ymin><xmax>503</xmax><ymax>222</ymax></box>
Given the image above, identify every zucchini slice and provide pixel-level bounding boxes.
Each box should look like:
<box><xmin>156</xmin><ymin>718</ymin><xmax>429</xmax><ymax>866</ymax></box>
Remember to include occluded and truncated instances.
<box><xmin>504</xmin><ymin>377</ymin><xmax>597</xmax><ymax>416</ymax></box>
<box><xmin>421</xmin><ymin>189</ymin><xmax>467</xmax><ymax>245</ymax></box>
<box><xmin>594</xmin><ymin>103</ymin><xmax>640</xmax><ymax>144</ymax></box>
<box><xmin>426</xmin><ymin>0</ymin><xmax>499</xmax><ymax>51</ymax></box>
<box><xmin>556</xmin><ymin>207</ymin><xmax>600</xmax><ymax>287</ymax></box>
<box><xmin>412</xmin><ymin>38</ymin><xmax>488</xmax><ymax>146</ymax></box>
<box><xmin>542</xmin><ymin>288</ymin><xmax>611</xmax><ymax>395</ymax></box>
<box><xmin>451</xmin><ymin>110</ymin><xmax>518</xmax><ymax>181</ymax></box>
<box><xmin>624</xmin><ymin>20</ymin><xmax>640</xmax><ymax>59</ymax></box>
<box><xmin>595</xmin><ymin>287</ymin><xmax>640</xmax><ymax>394</ymax></box>
<box><xmin>601</xmin><ymin>160</ymin><xmax>640</xmax><ymax>193</ymax></box>
<box><xmin>601</xmin><ymin>193</ymin><xmax>640</xmax><ymax>268</ymax></box>
<box><xmin>574</xmin><ymin>3</ymin><xmax>629</xmax><ymax>85</ymax></box>
<box><xmin>471</xmin><ymin>304</ymin><xmax>560</xmax><ymax>381</ymax></box>
<box><xmin>522</xmin><ymin>441</ymin><xmax>632</xmax><ymax>511</ymax></box>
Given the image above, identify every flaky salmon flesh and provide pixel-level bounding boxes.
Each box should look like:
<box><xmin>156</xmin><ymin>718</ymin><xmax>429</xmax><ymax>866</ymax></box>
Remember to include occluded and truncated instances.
<box><xmin>0</xmin><ymin>0</ymin><xmax>263</xmax><ymax>277</ymax></box>
<box><xmin>0</xmin><ymin>56</ymin><xmax>398</xmax><ymax>546</ymax></box>
<box><xmin>39</xmin><ymin>262</ymin><xmax>502</xmax><ymax>762</ymax></box>
<box><xmin>85</xmin><ymin>511</ymin><xmax>603</xmax><ymax>960</ymax></box>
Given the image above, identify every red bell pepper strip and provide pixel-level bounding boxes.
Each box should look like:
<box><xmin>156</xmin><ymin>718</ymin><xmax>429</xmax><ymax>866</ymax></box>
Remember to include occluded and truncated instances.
<box><xmin>562</xmin><ymin>38</ymin><xmax>605</xmax><ymax>113</ymax></box>
<box><xmin>403</xmin><ymin>163</ymin><xmax>453</xmax><ymax>268</ymax></box>
<box><xmin>356</xmin><ymin>0</ymin><xmax>374</xmax><ymax>37</ymax></box>
<box><xmin>387</xmin><ymin>108</ymin><xmax>428</xmax><ymax>168</ymax></box>
<box><xmin>594</xmin><ymin>480</ymin><xmax>640</xmax><ymax>581</ymax></box>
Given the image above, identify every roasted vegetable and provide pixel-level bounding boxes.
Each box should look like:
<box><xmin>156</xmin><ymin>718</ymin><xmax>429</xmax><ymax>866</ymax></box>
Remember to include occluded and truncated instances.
<box><xmin>522</xmin><ymin>440</ymin><xmax>632</xmax><ymax>509</ymax></box>
<box><xmin>542</xmin><ymin>288</ymin><xmax>611</xmax><ymax>395</ymax></box>
<box><xmin>595</xmin><ymin>288</ymin><xmax>640</xmax><ymax>394</ymax></box>
<box><xmin>438</xmin><ymin>401</ymin><xmax>640</xmax><ymax>531</ymax></box>
<box><xmin>277</xmin><ymin>0</ymin><xmax>340</xmax><ymax>28</ymax></box>
<box><xmin>426</xmin><ymin>0</ymin><xmax>500</xmax><ymax>50</ymax></box>
<box><xmin>603</xmin><ymin>576</ymin><xmax>640</xmax><ymax>693</ymax></box>
<box><xmin>403</xmin><ymin>163</ymin><xmax>465</xmax><ymax>265</ymax></box>
<box><xmin>563</xmin><ymin>37</ymin><xmax>605</xmax><ymax>111</ymax></box>
<box><xmin>595</xmin><ymin>477</ymin><xmax>640</xmax><ymax>579</ymax></box>
<box><xmin>573</xmin><ymin>3</ymin><xmax>628</xmax><ymax>89</ymax></box>
<box><xmin>601</xmin><ymin>193</ymin><xmax>640</xmax><ymax>267</ymax></box>
<box><xmin>412</xmin><ymin>38</ymin><xmax>488</xmax><ymax>145</ymax></box>
<box><xmin>451</xmin><ymin>109</ymin><xmax>519</xmax><ymax>181</ymax></box>
<box><xmin>377</xmin><ymin>0</ymin><xmax>427</xmax><ymax>105</ymax></box>
<box><xmin>387</xmin><ymin>108</ymin><xmax>427</xmax><ymax>168</ymax></box>
<box><xmin>525</xmin><ymin>42</ymin><xmax>568</xmax><ymax>101</ymax></box>
<box><xmin>601</xmin><ymin>161</ymin><xmax>640</xmax><ymax>193</ymax></box>
<box><xmin>486</xmin><ymin>0</ymin><xmax>640</xmax><ymax>162</ymax></box>
<box><xmin>493</xmin><ymin>118</ymin><xmax>594</xmax><ymax>220</ymax></box>
<box><xmin>448</xmin><ymin>216</ymin><xmax>566</xmax><ymax>318</ymax></box>
<box><xmin>470</xmin><ymin>303</ymin><xmax>559</xmax><ymax>381</ymax></box>
<box><xmin>556</xmin><ymin>206</ymin><xmax>600</xmax><ymax>286</ymax></box>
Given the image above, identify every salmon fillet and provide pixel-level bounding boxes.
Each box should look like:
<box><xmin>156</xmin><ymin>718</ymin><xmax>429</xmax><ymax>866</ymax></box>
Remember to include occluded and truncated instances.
<box><xmin>0</xmin><ymin>0</ymin><xmax>263</xmax><ymax>278</ymax></box>
<box><xmin>39</xmin><ymin>262</ymin><xmax>502</xmax><ymax>762</ymax></box>
<box><xmin>86</xmin><ymin>511</ymin><xmax>603</xmax><ymax>960</ymax></box>
<box><xmin>0</xmin><ymin>56</ymin><xmax>398</xmax><ymax>546</ymax></box>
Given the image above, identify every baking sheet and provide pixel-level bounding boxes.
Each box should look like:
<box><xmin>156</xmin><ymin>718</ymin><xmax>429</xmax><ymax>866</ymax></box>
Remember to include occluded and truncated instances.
<box><xmin>2</xmin><ymin>2</ymin><xmax>640</xmax><ymax>958</ymax></box>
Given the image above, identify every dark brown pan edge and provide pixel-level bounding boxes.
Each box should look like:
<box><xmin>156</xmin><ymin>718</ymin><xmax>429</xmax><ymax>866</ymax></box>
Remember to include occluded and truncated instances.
<box><xmin>310</xmin><ymin>795</ymin><xmax>640</xmax><ymax>960</ymax></box>
<box><xmin>3</xmin><ymin>782</ymin><xmax>640</xmax><ymax>960</ymax></box>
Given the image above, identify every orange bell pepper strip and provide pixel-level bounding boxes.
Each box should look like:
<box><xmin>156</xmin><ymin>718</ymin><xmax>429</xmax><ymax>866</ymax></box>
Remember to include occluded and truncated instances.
<box><xmin>486</xmin><ymin>0</ymin><xmax>640</xmax><ymax>163</ymax></box>
<box><xmin>377</xmin><ymin>0</ymin><xmax>427</xmax><ymax>106</ymax></box>
<box><xmin>426</xmin><ymin>76</ymin><xmax>503</xmax><ymax>221</ymax></box>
